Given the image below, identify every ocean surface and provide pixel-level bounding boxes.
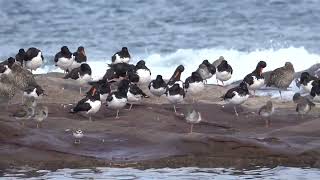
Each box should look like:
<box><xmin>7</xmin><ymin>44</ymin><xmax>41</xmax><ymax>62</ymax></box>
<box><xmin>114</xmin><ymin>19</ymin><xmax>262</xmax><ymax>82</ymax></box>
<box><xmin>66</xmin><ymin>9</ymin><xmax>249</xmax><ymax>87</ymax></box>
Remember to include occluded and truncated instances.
<box><xmin>1</xmin><ymin>166</ymin><xmax>320</xmax><ymax>180</ymax></box>
<box><xmin>1</xmin><ymin>0</ymin><xmax>320</xmax><ymax>178</ymax></box>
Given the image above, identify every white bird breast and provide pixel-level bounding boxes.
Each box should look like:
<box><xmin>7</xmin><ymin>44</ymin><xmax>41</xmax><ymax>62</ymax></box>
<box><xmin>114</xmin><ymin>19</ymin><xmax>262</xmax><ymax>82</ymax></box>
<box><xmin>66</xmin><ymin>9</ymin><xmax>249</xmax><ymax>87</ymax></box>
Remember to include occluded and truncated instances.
<box><xmin>56</xmin><ymin>57</ymin><xmax>74</xmax><ymax>71</ymax></box>
<box><xmin>137</xmin><ymin>69</ymin><xmax>151</xmax><ymax>84</ymax></box>
<box><xmin>73</xmin><ymin>132</ymin><xmax>83</xmax><ymax>139</ymax></box>
<box><xmin>167</xmin><ymin>94</ymin><xmax>184</xmax><ymax>104</ymax></box>
<box><xmin>226</xmin><ymin>92</ymin><xmax>249</xmax><ymax>105</ymax></box>
<box><xmin>313</xmin><ymin>95</ymin><xmax>320</xmax><ymax>102</ymax></box>
<box><xmin>113</xmin><ymin>54</ymin><xmax>130</xmax><ymax>64</ymax></box>
<box><xmin>186</xmin><ymin>111</ymin><xmax>202</xmax><ymax>124</ymax></box>
<box><xmin>301</xmin><ymin>80</ymin><xmax>313</xmax><ymax>93</ymax></box>
<box><xmin>150</xmin><ymin>86</ymin><xmax>166</xmax><ymax>97</ymax></box>
<box><xmin>260</xmin><ymin>107</ymin><xmax>274</xmax><ymax>117</ymax></box>
<box><xmin>100</xmin><ymin>93</ymin><xmax>109</xmax><ymax>102</ymax></box>
<box><xmin>68</xmin><ymin>60</ymin><xmax>82</xmax><ymax>71</ymax></box>
<box><xmin>77</xmin><ymin>74</ymin><xmax>92</xmax><ymax>85</ymax></box>
<box><xmin>24</xmin><ymin>88</ymin><xmax>40</xmax><ymax>99</ymax></box>
<box><xmin>26</xmin><ymin>52</ymin><xmax>43</xmax><ymax>70</ymax></box>
<box><xmin>216</xmin><ymin>71</ymin><xmax>232</xmax><ymax>81</ymax></box>
<box><xmin>86</xmin><ymin>100</ymin><xmax>101</xmax><ymax>114</ymax></box>
<box><xmin>186</xmin><ymin>81</ymin><xmax>204</xmax><ymax>95</ymax></box>
<box><xmin>127</xmin><ymin>91</ymin><xmax>142</xmax><ymax>102</ymax></box>
<box><xmin>107</xmin><ymin>95</ymin><xmax>127</xmax><ymax>109</ymax></box>
<box><xmin>2</xmin><ymin>65</ymin><xmax>11</xmax><ymax>75</ymax></box>
<box><xmin>249</xmin><ymin>76</ymin><xmax>265</xmax><ymax>90</ymax></box>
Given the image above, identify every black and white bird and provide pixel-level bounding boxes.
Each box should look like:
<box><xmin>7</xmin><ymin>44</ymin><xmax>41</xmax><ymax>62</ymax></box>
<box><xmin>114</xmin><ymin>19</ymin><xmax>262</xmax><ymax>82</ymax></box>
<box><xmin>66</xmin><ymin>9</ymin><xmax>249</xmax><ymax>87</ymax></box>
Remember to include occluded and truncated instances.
<box><xmin>216</xmin><ymin>59</ymin><xmax>233</xmax><ymax>86</ymax></box>
<box><xmin>185</xmin><ymin>71</ymin><xmax>204</xmax><ymax>103</ymax></box>
<box><xmin>243</xmin><ymin>61</ymin><xmax>267</xmax><ymax>97</ymax></box>
<box><xmin>310</xmin><ymin>80</ymin><xmax>320</xmax><ymax>102</ymax></box>
<box><xmin>135</xmin><ymin>60</ymin><xmax>151</xmax><ymax>85</ymax></box>
<box><xmin>166</xmin><ymin>65</ymin><xmax>185</xmax><ymax>113</ymax></box>
<box><xmin>185</xmin><ymin>105</ymin><xmax>202</xmax><ymax>134</ymax></box>
<box><xmin>127</xmin><ymin>83</ymin><xmax>149</xmax><ymax>110</ymax></box>
<box><xmin>299</xmin><ymin>72</ymin><xmax>318</xmax><ymax>93</ymax></box>
<box><xmin>15</xmin><ymin>49</ymin><xmax>26</xmax><ymax>66</ymax></box>
<box><xmin>222</xmin><ymin>81</ymin><xmax>250</xmax><ymax>116</ymax></box>
<box><xmin>87</xmin><ymin>80</ymin><xmax>111</xmax><ymax>102</ymax></box>
<box><xmin>212</xmin><ymin>56</ymin><xmax>225</xmax><ymax>68</ymax></box>
<box><xmin>266</xmin><ymin>62</ymin><xmax>295</xmax><ymax>99</ymax></box>
<box><xmin>24</xmin><ymin>47</ymin><xmax>44</xmax><ymax>72</ymax></box>
<box><xmin>54</xmin><ymin>46</ymin><xmax>74</xmax><ymax>73</ymax></box>
<box><xmin>106</xmin><ymin>79</ymin><xmax>130</xmax><ymax>119</ymax></box>
<box><xmin>258</xmin><ymin>101</ymin><xmax>274</xmax><ymax>128</ymax></box>
<box><xmin>293</xmin><ymin>93</ymin><xmax>315</xmax><ymax>118</ymax></box>
<box><xmin>73</xmin><ymin>129</ymin><xmax>84</xmax><ymax>144</ymax></box>
<box><xmin>148</xmin><ymin>75</ymin><xmax>167</xmax><ymax>102</ymax></box>
<box><xmin>104</xmin><ymin>63</ymin><xmax>135</xmax><ymax>82</ymax></box>
<box><xmin>69</xmin><ymin>46</ymin><xmax>87</xmax><ymax>71</ymax></box>
<box><xmin>70</xmin><ymin>87</ymin><xmax>101</xmax><ymax>121</ymax></box>
<box><xmin>111</xmin><ymin>47</ymin><xmax>131</xmax><ymax>64</ymax></box>
<box><xmin>23</xmin><ymin>84</ymin><xmax>45</xmax><ymax>100</ymax></box>
<box><xmin>33</xmin><ymin>105</ymin><xmax>48</xmax><ymax>128</ymax></box>
<box><xmin>196</xmin><ymin>60</ymin><xmax>216</xmax><ymax>84</ymax></box>
<box><xmin>64</xmin><ymin>63</ymin><xmax>92</xmax><ymax>94</ymax></box>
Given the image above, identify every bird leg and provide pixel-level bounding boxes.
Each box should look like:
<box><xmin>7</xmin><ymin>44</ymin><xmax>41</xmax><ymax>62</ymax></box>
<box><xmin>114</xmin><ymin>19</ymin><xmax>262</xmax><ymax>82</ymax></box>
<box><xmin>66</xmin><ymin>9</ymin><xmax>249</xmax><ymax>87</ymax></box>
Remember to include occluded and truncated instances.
<box><xmin>173</xmin><ymin>105</ymin><xmax>177</xmax><ymax>113</ymax></box>
<box><xmin>115</xmin><ymin>109</ymin><xmax>120</xmax><ymax>119</ymax></box>
<box><xmin>190</xmin><ymin>124</ymin><xmax>194</xmax><ymax>134</ymax></box>
<box><xmin>279</xmin><ymin>90</ymin><xmax>282</xmax><ymax>100</ymax></box>
<box><xmin>89</xmin><ymin>115</ymin><xmax>92</xmax><ymax>121</ymax></box>
<box><xmin>234</xmin><ymin>106</ymin><xmax>239</xmax><ymax>117</ymax></box>
<box><xmin>253</xmin><ymin>90</ymin><xmax>256</xmax><ymax>98</ymax></box>
<box><xmin>79</xmin><ymin>87</ymin><xmax>82</xmax><ymax>95</ymax></box>
<box><xmin>129</xmin><ymin>104</ymin><xmax>133</xmax><ymax>111</ymax></box>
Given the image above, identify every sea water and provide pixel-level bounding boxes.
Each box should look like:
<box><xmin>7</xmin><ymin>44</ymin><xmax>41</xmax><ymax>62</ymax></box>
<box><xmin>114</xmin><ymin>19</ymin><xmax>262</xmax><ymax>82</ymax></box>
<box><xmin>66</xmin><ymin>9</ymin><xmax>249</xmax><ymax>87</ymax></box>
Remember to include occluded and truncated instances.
<box><xmin>1</xmin><ymin>0</ymin><xmax>320</xmax><ymax>178</ymax></box>
<box><xmin>1</xmin><ymin>166</ymin><xmax>320</xmax><ymax>179</ymax></box>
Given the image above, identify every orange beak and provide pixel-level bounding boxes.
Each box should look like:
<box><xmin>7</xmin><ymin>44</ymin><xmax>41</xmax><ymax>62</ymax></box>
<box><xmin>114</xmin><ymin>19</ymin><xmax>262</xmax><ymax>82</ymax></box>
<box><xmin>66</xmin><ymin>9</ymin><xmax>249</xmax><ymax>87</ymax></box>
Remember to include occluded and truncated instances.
<box><xmin>81</xmin><ymin>50</ymin><xmax>86</xmax><ymax>56</ymax></box>
<box><xmin>92</xmin><ymin>87</ymin><xmax>96</xmax><ymax>96</ymax></box>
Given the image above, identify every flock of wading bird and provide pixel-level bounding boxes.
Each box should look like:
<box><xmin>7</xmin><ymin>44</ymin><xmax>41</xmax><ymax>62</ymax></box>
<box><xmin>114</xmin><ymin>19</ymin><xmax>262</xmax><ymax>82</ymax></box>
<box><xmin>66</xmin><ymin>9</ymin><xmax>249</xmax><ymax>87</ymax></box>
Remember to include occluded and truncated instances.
<box><xmin>0</xmin><ymin>46</ymin><xmax>319</xmax><ymax>142</ymax></box>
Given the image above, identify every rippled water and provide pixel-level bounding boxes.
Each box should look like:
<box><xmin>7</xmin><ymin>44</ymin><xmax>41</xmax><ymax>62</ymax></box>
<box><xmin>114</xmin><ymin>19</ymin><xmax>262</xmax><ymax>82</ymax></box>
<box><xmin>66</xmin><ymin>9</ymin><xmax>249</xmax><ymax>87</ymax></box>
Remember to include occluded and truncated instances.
<box><xmin>1</xmin><ymin>166</ymin><xmax>320</xmax><ymax>179</ymax></box>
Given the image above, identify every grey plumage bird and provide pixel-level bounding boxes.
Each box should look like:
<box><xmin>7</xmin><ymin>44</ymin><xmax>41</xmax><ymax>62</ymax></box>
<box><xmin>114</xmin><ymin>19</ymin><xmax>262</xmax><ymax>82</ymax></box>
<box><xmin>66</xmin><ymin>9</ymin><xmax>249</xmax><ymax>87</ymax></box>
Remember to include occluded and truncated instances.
<box><xmin>293</xmin><ymin>93</ymin><xmax>315</xmax><ymax>118</ymax></box>
<box><xmin>185</xmin><ymin>106</ymin><xmax>202</xmax><ymax>133</ymax></box>
<box><xmin>258</xmin><ymin>101</ymin><xmax>274</xmax><ymax>128</ymax></box>
<box><xmin>0</xmin><ymin>74</ymin><xmax>17</xmax><ymax>108</ymax></box>
<box><xmin>266</xmin><ymin>62</ymin><xmax>295</xmax><ymax>99</ymax></box>
<box><xmin>73</xmin><ymin>129</ymin><xmax>84</xmax><ymax>144</ymax></box>
<box><xmin>12</xmin><ymin>97</ymin><xmax>36</xmax><ymax>126</ymax></box>
<box><xmin>33</xmin><ymin>105</ymin><xmax>48</xmax><ymax>128</ymax></box>
<box><xmin>212</xmin><ymin>56</ymin><xmax>225</xmax><ymax>68</ymax></box>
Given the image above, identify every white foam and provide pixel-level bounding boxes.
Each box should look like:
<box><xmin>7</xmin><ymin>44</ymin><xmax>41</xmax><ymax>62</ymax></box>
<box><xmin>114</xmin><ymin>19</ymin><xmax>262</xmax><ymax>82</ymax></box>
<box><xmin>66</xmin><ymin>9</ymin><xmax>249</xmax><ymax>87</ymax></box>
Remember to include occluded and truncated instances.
<box><xmin>34</xmin><ymin>46</ymin><xmax>320</xmax><ymax>99</ymax></box>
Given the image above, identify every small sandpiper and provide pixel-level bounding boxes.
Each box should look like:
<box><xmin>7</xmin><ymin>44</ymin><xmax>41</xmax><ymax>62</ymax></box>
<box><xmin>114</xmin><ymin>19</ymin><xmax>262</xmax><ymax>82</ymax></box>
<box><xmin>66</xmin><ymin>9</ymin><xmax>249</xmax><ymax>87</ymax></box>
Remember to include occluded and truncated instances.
<box><xmin>293</xmin><ymin>93</ymin><xmax>315</xmax><ymax>118</ymax></box>
<box><xmin>258</xmin><ymin>101</ymin><xmax>274</xmax><ymax>128</ymax></box>
<box><xmin>73</xmin><ymin>129</ymin><xmax>84</xmax><ymax>144</ymax></box>
<box><xmin>185</xmin><ymin>105</ymin><xmax>202</xmax><ymax>133</ymax></box>
<box><xmin>33</xmin><ymin>105</ymin><xmax>48</xmax><ymax>128</ymax></box>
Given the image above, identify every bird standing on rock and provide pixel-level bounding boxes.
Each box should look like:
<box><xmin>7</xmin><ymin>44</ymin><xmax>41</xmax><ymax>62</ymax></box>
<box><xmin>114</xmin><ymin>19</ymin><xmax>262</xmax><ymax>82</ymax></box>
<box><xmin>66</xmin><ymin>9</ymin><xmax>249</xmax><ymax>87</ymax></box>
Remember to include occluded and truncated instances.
<box><xmin>310</xmin><ymin>80</ymin><xmax>320</xmax><ymax>102</ymax></box>
<box><xmin>222</xmin><ymin>81</ymin><xmax>249</xmax><ymax>116</ymax></box>
<box><xmin>258</xmin><ymin>101</ymin><xmax>274</xmax><ymax>128</ymax></box>
<box><xmin>166</xmin><ymin>65</ymin><xmax>185</xmax><ymax>113</ymax></box>
<box><xmin>148</xmin><ymin>75</ymin><xmax>167</xmax><ymax>103</ymax></box>
<box><xmin>196</xmin><ymin>60</ymin><xmax>216</xmax><ymax>84</ymax></box>
<box><xmin>33</xmin><ymin>105</ymin><xmax>48</xmax><ymax>128</ymax></box>
<box><xmin>70</xmin><ymin>87</ymin><xmax>101</xmax><ymax>121</ymax></box>
<box><xmin>106</xmin><ymin>79</ymin><xmax>130</xmax><ymax>119</ymax></box>
<box><xmin>293</xmin><ymin>93</ymin><xmax>315</xmax><ymax>118</ymax></box>
<box><xmin>87</xmin><ymin>80</ymin><xmax>111</xmax><ymax>102</ymax></box>
<box><xmin>111</xmin><ymin>47</ymin><xmax>131</xmax><ymax>64</ymax></box>
<box><xmin>127</xmin><ymin>83</ymin><xmax>149</xmax><ymax>110</ymax></box>
<box><xmin>64</xmin><ymin>63</ymin><xmax>92</xmax><ymax>94</ymax></box>
<box><xmin>24</xmin><ymin>47</ymin><xmax>44</xmax><ymax>72</ymax></box>
<box><xmin>54</xmin><ymin>46</ymin><xmax>74</xmax><ymax>73</ymax></box>
<box><xmin>135</xmin><ymin>60</ymin><xmax>151</xmax><ymax>85</ymax></box>
<box><xmin>185</xmin><ymin>71</ymin><xmax>204</xmax><ymax>103</ymax></box>
<box><xmin>73</xmin><ymin>129</ymin><xmax>84</xmax><ymax>144</ymax></box>
<box><xmin>216</xmin><ymin>59</ymin><xmax>233</xmax><ymax>86</ymax></box>
<box><xmin>243</xmin><ymin>61</ymin><xmax>267</xmax><ymax>97</ymax></box>
<box><xmin>266</xmin><ymin>62</ymin><xmax>295</xmax><ymax>99</ymax></box>
<box><xmin>185</xmin><ymin>105</ymin><xmax>202</xmax><ymax>133</ymax></box>
<box><xmin>298</xmin><ymin>72</ymin><xmax>318</xmax><ymax>93</ymax></box>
